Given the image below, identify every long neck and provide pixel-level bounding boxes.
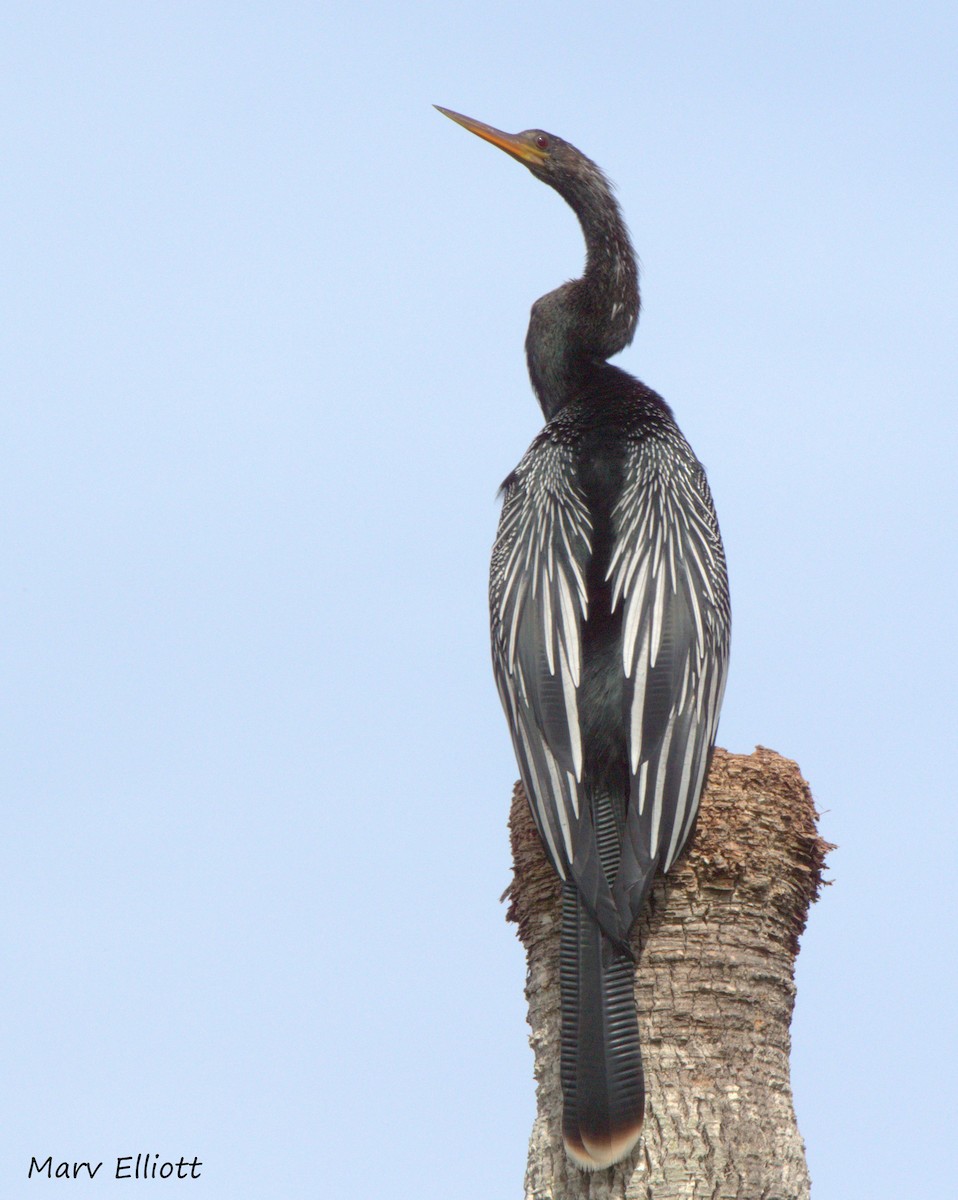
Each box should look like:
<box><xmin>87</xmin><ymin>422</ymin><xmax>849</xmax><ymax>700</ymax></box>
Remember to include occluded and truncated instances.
<box><xmin>525</xmin><ymin>167</ymin><xmax>640</xmax><ymax>420</ymax></box>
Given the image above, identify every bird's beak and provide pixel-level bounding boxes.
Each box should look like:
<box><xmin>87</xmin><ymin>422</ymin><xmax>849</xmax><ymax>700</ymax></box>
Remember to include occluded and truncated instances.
<box><xmin>434</xmin><ymin>106</ymin><xmax>548</xmax><ymax>166</ymax></box>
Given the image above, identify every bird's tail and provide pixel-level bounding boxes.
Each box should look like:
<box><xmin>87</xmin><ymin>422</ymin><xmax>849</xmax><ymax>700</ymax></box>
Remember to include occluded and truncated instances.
<box><xmin>560</xmin><ymin>882</ymin><xmax>644</xmax><ymax>1170</ymax></box>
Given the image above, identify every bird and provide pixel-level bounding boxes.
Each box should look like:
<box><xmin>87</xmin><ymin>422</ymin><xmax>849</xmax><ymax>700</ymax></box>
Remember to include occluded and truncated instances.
<box><xmin>436</xmin><ymin>106</ymin><xmax>731</xmax><ymax>1171</ymax></box>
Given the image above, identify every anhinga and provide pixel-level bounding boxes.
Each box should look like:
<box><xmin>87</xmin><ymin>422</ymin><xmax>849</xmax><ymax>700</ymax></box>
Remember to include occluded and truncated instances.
<box><xmin>437</xmin><ymin>106</ymin><xmax>730</xmax><ymax>1171</ymax></box>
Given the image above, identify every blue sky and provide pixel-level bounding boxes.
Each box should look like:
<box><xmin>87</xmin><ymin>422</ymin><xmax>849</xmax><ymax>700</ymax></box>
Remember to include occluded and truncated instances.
<box><xmin>2</xmin><ymin>4</ymin><xmax>956</xmax><ymax>1197</ymax></box>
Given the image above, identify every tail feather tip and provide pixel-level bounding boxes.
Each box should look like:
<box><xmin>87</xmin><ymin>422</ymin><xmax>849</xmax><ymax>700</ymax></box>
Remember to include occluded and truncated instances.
<box><xmin>563</xmin><ymin>1118</ymin><xmax>644</xmax><ymax>1171</ymax></box>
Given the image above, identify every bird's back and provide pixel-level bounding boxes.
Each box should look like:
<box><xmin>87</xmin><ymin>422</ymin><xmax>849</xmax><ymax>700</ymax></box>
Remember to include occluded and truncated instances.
<box><xmin>491</xmin><ymin>363</ymin><xmax>729</xmax><ymax>944</ymax></box>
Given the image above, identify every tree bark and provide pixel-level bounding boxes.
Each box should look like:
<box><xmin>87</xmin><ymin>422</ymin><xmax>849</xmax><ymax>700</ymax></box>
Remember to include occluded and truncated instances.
<box><xmin>506</xmin><ymin>747</ymin><xmax>831</xmax><ymax>1200</ymax></box>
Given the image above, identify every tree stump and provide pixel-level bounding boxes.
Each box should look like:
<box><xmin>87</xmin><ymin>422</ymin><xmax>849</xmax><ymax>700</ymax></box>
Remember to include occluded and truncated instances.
<box><xmin>506</xmin><ymin>747</ymin><xmax>832</xmax><ymax>1200</ymax></box>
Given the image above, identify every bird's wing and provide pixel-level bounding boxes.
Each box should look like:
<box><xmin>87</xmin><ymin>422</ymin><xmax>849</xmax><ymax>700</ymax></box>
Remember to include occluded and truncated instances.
<box><xmin>607</xmin><ymin>437</ymin><xmax>730</xmax><ymax>924</ymax></box>
<box><xmin>490</xmin><ymin>435</ymin><xmax>592</xmax><ymax>883</ymax></box>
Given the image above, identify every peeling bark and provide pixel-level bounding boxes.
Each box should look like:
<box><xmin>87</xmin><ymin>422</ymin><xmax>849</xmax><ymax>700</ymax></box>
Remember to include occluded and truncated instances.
<box><xmin>506</xmin><ymin>747</ymin><xmax>832</xmax><ymax>1200</ymax></box>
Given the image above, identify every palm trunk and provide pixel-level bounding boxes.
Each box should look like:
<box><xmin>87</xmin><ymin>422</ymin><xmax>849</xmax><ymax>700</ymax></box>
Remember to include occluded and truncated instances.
<box><xmin>506</xmin><ymin>747</ymin><xmax>832</xmax><ymax>1200</ymax></box>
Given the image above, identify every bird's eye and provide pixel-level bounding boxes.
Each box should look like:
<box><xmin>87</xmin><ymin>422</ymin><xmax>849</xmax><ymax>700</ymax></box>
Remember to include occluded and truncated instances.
<box><xmin>535</xmin><ymin>134</ymin><xmax>550</xmax><ymax>150</ymax></box>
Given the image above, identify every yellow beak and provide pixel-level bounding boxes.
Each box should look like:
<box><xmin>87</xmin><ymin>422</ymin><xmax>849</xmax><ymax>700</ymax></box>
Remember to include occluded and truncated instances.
<box><xmin>434</xmin><ymin>106</ymin><xmax>548</xmax><ymax>166</ymax></box>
